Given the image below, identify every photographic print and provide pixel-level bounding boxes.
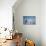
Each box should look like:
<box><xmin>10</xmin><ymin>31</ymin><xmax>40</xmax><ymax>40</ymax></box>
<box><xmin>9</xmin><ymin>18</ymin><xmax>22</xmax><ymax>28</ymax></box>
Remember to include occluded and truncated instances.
<box><xmin>23</xmin><ymin>16</ymin><xmax>36</xmax><ymax>25</ymax></box>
